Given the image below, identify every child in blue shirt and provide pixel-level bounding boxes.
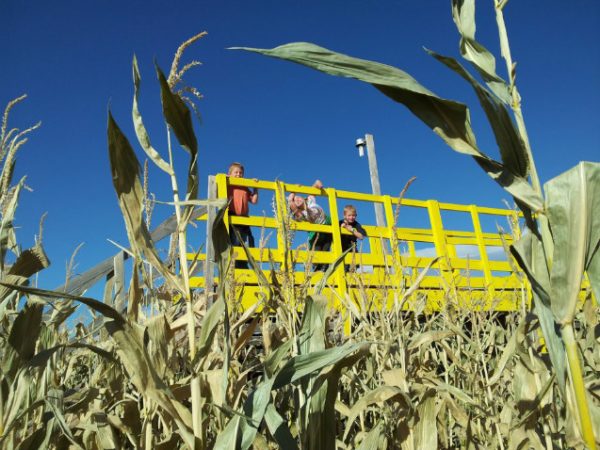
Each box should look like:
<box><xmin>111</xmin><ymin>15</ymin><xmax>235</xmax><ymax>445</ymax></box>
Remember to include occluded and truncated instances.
<box><xmin>339</xmin><ymin>204</ymin><xmax>367</xmax><ymax>272</ymax></box>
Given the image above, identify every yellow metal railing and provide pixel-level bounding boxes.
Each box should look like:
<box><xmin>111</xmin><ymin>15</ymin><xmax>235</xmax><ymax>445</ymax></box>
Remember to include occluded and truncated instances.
<box><xmin>187</xmin><ymin>174</ymin><xmax>591</xmax><ymax>313</ymax></box>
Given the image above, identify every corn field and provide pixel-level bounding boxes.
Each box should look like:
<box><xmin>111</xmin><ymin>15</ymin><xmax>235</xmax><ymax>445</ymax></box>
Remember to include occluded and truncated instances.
<box><xmin>1</xmin><ymin>0</ymin><xmax>599</xmax><ymax>448</ymax></box>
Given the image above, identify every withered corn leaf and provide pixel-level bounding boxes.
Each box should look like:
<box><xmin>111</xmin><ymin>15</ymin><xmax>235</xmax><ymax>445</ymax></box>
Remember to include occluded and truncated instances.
<box><xmin>107</xmin><ymin>111</ymin><xmax>184</xmax><ymax>294</ymax></box>
<box><xmin>156</xmin><ymin>64</ymin><xmax>199</xmax><ymax>220</ymax></box>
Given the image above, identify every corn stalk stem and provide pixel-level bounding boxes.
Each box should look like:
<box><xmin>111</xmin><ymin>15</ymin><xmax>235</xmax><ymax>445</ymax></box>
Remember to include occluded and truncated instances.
<box><xmin>494</xmin><ymin>0</ymin><xmax>554</xmax><ymax>259</ymax></box>
<box><xmin>167</xmin><ymin>127</ymin><xmax>203</xmax><ymax>448</ymax></box>
<box><xmin>562</xmin><ymin>324</ymin><xmax>596</xmax><ymax>449</ymax></box>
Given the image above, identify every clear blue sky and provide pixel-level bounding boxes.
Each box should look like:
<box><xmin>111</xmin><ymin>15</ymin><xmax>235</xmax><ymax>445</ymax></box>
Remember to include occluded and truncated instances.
<box><xmin>2</xmin><ymin>0</ymin><xmax>599</xmax><ymax>289</ymax></box>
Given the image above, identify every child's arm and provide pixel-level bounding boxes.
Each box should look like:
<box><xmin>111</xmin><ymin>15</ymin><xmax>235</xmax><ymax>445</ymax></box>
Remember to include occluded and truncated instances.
<box><xmin>341</xmin><ymin>221</ymin><xmax>365</xmax><ymax>240</ymax></box>
<box><xmin>250</xmin><ymin>179</ymin><xmax>259</xmax><ymax>204</ymax></box>
<box><xmin>307</xmin><ymin>179</ymin><xmax>323</xmax><ymax>203</ymax></box>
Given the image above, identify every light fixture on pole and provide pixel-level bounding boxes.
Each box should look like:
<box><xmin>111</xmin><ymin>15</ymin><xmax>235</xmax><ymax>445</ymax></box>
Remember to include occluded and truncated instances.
<box><xmin>355</xmin><ymin>138</ymin><xmax>366</xmax><ymax>157</ymax></box>
<box><xmin>356</xmin><ymin>134</ymin><xmax>385</xmax><ymax>229</ymax></box>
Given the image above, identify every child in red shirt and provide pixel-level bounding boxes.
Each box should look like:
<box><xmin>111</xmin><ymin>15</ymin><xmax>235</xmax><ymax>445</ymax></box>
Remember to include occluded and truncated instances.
<box><xmin>227</xmin><ymin>162</ymin><xmax>258</xmax><ymax>269</ymax></box>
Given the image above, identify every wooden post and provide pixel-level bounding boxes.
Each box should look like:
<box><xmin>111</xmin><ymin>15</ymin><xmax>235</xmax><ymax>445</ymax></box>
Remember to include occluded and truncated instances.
<box><xmin>204</xmin><ymin>175</ymin><xmax>217</xmax><ymax>305</ymax></box>
<box><xmin>365</xmin><ymin>134</ymin><xmax>386</xmax><ymax>230</ymax></box>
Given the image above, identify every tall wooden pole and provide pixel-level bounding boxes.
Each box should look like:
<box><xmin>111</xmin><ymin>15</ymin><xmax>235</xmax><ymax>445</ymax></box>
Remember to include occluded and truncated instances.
<box><xmin>365</xmin><ymin>134</ymin><xmax>386</xmax><ymax>228</ymax></box>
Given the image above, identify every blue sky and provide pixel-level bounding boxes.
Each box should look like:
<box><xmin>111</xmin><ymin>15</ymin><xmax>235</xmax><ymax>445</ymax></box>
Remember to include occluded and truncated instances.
<box><xmin>2</xmin><ymin>0</ymin><xmax>599</xmax><ymax>290</ymax></box>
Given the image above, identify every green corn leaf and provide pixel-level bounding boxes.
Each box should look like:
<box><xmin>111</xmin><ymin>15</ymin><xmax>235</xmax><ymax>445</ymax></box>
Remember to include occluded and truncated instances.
<box><xmin>216</xmin><ymin>340</ymin><xmax>367</xmax><ymax>450</ymax></box>
<box><xmin>427</xmin><ymin>50</ymin><xmax>528</xmax><ymax>179</ymax></box>
<box><xmin>298</xmin><ymin>296</ymin><xmax>328</xmax><ymax>355</ymax></box>
<box><xmin>510</xmin><ymin>233</ymin><xmax>567</xmax><ymax>392</ymax></box>
<box><xmin>273</xmin><ymin>341</ymin><xmax>368</xmax><ymax>389</ymax></box>
<box><xmin>233</xmin><ymin>42</ymin><xmax>542</xmax><ymax>212</ymax></box>
<box><xmin>264</xmin><ymin>404</ymin><xmax>297</xmax><ymax>450</ymax></box>
<box><xmin>451</xmin><ymin>0</ymin><xmax>511</xmax><ymax>104</ymax></box>
<box><xmin>131</xmin><ymin>55</ymin><xmax>173</xmax><ymax>175</ymax></box>
<box><xmin>545</xmin><ymin>161</ymin><xmax>600</xmax><ymax>324</ymax></box>
<box><xmin>264</xmin><ymin>339</ymin><xmax>293</xmax><ymax>378</ymax></box>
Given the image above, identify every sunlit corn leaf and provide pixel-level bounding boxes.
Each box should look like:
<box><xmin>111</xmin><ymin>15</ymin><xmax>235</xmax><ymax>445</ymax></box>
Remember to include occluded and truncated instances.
<box><xmin>427</xmin><ymin>50</ymin><xmax>528</xmax><ymax>179</ymax></box>
<box><xmin>233</xmin><ymin>42</ymin><xmax>543</xmax><ymax>212</ymax></box>
<box><xmin>545</xmin><ymin>161</ymin><xmax>600</xmax><ymax>324</ymax></box>
<box><xmin>0</xmin><ymin>282</ymin><xmax>125</xmax><ymax>323</ymax></box>
<box><xmin>132</xmin><ymin>55</ymin><xmax>173</xmax><ymax>175</ymax></box>
<box><xmin>232</xmin><ymin>226</ymin><xmax>273</xmax><ymax>301</ymax></box>
<box><xmin>27</xmin><ymin>343</ymin><xmax>116</xmax><ymax>368</ymax></box>
<box><xmin>511</xmin><ymin>373</ymin><xmax>555</xmax><ymax>429</ymax></box>
<box><xmin>511</xmin><ymin>233</ymin><xmax>567</xmax><ymax>392</ymax></box>
<box><xmin>2</xmin><ymin>370</ymin><xmax>40</xmax><ymax>433</ymax></box>
<box><xmin>0</xmin><ymin>176</ymin><xmax>24</xmax><ymax>264</ymax></box>
<box><xmin>487</xmin><ymin>319</ymin><xmax>526</xmax><ymax>385</ymax></box>
<box><xmin>413</xmin><ymin>389</ymin><xmax>438</xmax><ymax>450</ymax></box>
<box><xmin>9</xmin><ymin>243</ymin><xmax>50</xmax><ymax>279</ymax></box>
<box><xmin>343</xmin><ymin>386</ymin><xmax>409</xmax><ymax>441</ymax></box>
<box><xmin>407</xmin><ymin>329</ymin><xmax>455</xmax><ymax>351</ymax></box>
<box><xmin>107</xmin><ymin>111</ymin><xmax>184</xmax><ymax>294</ymax></box>
<box><xmin>355</xmin><ymin>421</ymin><xmax>386</xmax><ymax>450</ymax></box>
<box><xmin>145</xmin><ymin>313</ymin><xmax>173</xmax><ymax>377</ymax></box>
<box><xmin>451</xmin><ymin>0</ymin><xmax>511</xmax><ymax>103</ymax></box>
<box><xmin>313</xmin><ymin>247</ymin><xmax>352</xmax><ymax>295</ymax></box>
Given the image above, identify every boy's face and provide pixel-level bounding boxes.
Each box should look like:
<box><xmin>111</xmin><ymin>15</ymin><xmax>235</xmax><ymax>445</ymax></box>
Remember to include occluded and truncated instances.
<box><xmin>343</xmin><ymin>210</ymin><xmax>357</xmax><ymax>224</ymax></box>
<box><xmin>229</xmin><ymin>166</ymin><xmax>244</xmax><ymax>178</ymax></box>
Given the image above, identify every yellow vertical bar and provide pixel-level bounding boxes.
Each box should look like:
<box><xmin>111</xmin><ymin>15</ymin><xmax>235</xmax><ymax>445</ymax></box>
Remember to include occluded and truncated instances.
<box><xmin>426</xmin><ymin>200</ymin><xmax>454</xmax><ymax>306</ymax></box>
<box><xmin>470</xmin><ymin>205</ymin><xmax>495</xmax><ymax>306</ymax></box>
<box><xmin>325</xmin><ymin>188</ymin><xmax>349</xmax><ymax>332</ymax></box>
<box><xmin>215</xmin><ymin>173</ymin><xmax>229</xmax><ymax>227</ymax></box>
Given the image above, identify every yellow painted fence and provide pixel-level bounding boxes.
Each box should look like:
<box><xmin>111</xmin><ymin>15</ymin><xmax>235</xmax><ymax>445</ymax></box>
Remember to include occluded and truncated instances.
<box><xmin>185</xmin><ymin>174</ymin><xmax>595</xmax><ymax>313</ymax></box>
